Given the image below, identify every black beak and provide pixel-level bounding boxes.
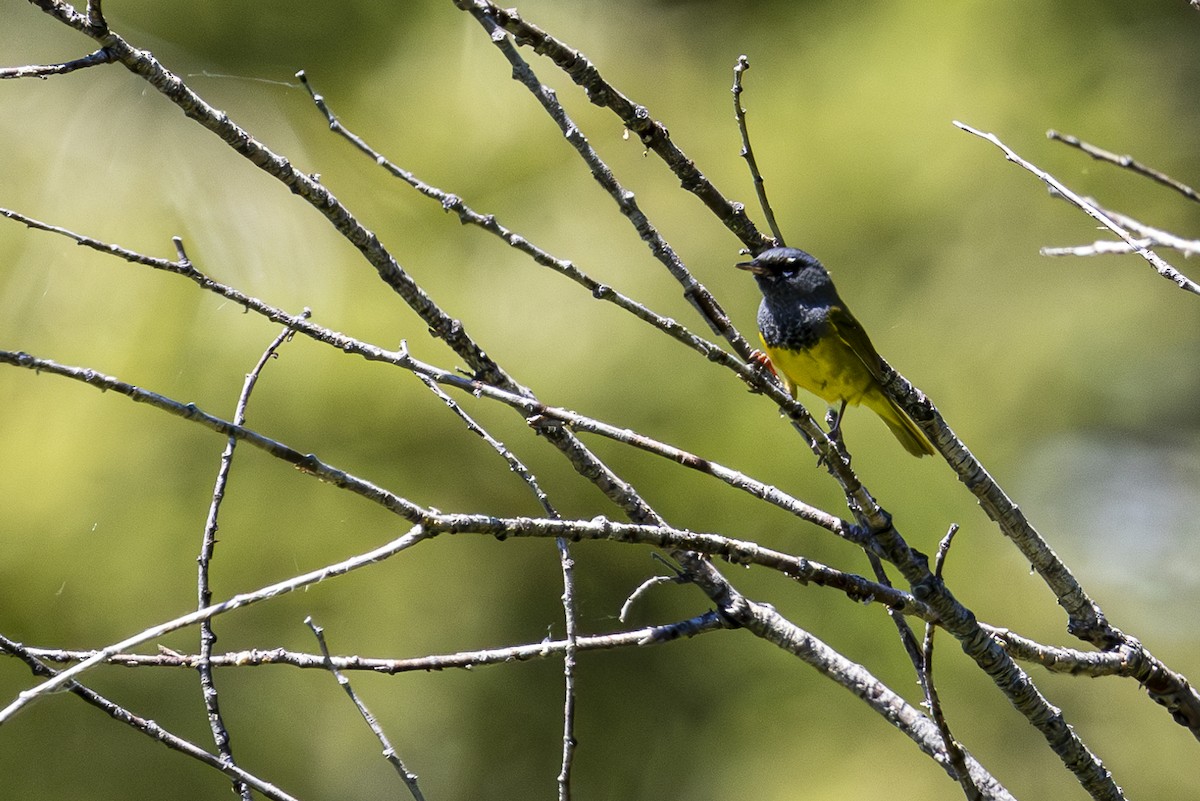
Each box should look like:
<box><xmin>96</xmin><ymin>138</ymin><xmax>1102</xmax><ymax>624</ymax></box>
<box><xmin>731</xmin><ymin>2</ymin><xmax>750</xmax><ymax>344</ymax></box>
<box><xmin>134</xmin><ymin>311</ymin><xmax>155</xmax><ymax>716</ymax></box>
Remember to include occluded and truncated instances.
<box><xmin>736</xmin><ymin>257</ymin><xmax>768</xmax><ymax>275</ymax></box>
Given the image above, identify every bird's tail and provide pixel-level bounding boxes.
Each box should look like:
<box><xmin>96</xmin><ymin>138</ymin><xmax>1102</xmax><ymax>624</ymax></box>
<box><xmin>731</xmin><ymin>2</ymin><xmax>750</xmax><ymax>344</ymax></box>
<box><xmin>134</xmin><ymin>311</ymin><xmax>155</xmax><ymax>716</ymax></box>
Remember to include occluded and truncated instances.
<box><xmin>864</xmin><ymin>391</ymin><xmax>935</xmax><ymax>458</ymax></box>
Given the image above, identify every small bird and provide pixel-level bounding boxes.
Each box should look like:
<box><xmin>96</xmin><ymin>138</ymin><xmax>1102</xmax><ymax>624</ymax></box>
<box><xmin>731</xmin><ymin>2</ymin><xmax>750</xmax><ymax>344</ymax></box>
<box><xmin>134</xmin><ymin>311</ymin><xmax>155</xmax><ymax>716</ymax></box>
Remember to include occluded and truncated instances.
<box><xmin>737</xmin><ymin>247</ymin><xmax>934</xmax><ymax>457</ymax></box>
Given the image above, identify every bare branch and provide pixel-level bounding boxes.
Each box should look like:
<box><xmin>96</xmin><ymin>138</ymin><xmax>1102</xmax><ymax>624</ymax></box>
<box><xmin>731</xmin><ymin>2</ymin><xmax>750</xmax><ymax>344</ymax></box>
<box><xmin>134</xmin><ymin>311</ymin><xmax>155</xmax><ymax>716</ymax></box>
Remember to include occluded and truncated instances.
<box><xmin>734</xmin><ymin>600</ymin><xmax>1014</xmax><ymax>801</ymax></box>
<box><xmin>462</xmin><ymin>8</ymin><xmax>749</xmax><ymax>357</ymax></box>
<box><xmin>956</xmin><ymin>121</ymin><xmax>1200</xmax><ymax>295</ymax></box>
<box><xmin>732</xmin><ymin>55</ymin><xmax>784</xmax><ymax>247</ymax></box>
<box><xmin>451</xmin><ymin>0</ymin><xmax>772</xmax><ymax>254</ymax></box>
<box><xmin>1047</xmin><ymin>129</ymin><xmax>1200</xmax><ymax>206</ymax></box>
<box><xmin>1042</xmin><ymin>206</ymin><xmax>1200</xmax><ymax>259</ymax></box>
<box><xmin>307</xmin><ymin>618</ymin><xmax>426</xmax><ymax>801</ymax></box>
<box><xmin>196</xmin><ymin>317</ymin><xmax>304</xmax><ymax>801</ymax></box>
<box><xmin>0</xmin><ymin>47</ymin><xmax>114</xmax><ymax>79</ymax></box>
<box><xmin>0</xmin><ymin>634</ymin><xmax>301</xmax><ymax>801</ymax></box>
<box><xmin>413</xmin><ymin>375</ymin><xmax>578</xmax><ymax>799</ymax></box>
<box><xmin>923</xmin><ymin>525</ymin><xmax>980</xmax><ymax>801</ymax></box>
<box><xmin>21</xmin><ymin>613</ymin><xmax>727</xmax><ymax>674</ymax></box>
<box><xmin>295</xmin><ymin>70</ymin><xmax>745</xmax><ymax>379</ymax></box>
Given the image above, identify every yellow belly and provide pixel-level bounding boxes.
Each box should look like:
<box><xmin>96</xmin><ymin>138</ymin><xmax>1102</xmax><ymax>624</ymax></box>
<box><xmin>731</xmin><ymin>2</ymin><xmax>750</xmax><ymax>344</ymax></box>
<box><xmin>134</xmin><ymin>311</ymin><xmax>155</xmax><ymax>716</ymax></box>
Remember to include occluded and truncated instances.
<box><xmin>760</xmin><ymin>335</ymin><xmax>935</xmax><ymax>457</ymax></box>
<box><xmin>761</xmin><ymin>336</ymin><xmax>874</xmax><ymax>406</ymax></box>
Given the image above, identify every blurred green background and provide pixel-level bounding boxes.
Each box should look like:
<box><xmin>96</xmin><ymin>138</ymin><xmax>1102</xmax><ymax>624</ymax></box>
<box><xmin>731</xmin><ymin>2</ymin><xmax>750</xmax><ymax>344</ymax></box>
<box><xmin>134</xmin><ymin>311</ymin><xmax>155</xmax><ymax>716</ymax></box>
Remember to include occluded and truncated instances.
<box><xmin>2</xmin><ymin>1</ymin><xmax>1199</xmax><ymax>798</ymax></box>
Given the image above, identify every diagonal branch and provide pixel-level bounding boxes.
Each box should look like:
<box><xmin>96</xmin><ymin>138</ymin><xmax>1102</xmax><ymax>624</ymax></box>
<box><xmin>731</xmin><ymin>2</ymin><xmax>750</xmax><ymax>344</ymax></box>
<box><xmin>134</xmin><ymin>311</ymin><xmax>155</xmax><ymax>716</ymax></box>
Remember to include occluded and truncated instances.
<box><xmin>451</xmin><ymin>0</ymin><xmax>771</xmax><ymax>255</ymax></box>
<box><xmin>0</xmin><ymin>634</ymin><xmax>303</xmax><ymax>801</ymax></box>
<box><xmin>306</xmin><ymin>618</ymin><xmax>427</xmax><ymax>801</ymax></box>
<box><xmin>20</xmin><ymin>0</ymin><xmax>666</xmax><ymax>544</ymax></box>
<box><xmin>463</xmin><ymin>7</ymin><xmax>750</xmax><ymax>357</ymax></box>
<box><xmin>295</xmin><ymin>70</ymin><xmax>746</xmax><ymax>378</ymax></box>
<box><xmin>1047</xmin><ymin>129</ymin><xmax>1200</xmax><ymax>206</ymax></box>
<box><xmin>0</xmin><ymin>210</ymin><xmax>853</xmax><ymax>542</ymax></box>
<box><xmin>957</xmin><ymin>121</ymin><xmax>1199</xmax><ymax>296</ymax></box>
<box><xmin>733</xmin><ymin>600</ymin><xmax>1014</xmax><ymax>801</ymax></box>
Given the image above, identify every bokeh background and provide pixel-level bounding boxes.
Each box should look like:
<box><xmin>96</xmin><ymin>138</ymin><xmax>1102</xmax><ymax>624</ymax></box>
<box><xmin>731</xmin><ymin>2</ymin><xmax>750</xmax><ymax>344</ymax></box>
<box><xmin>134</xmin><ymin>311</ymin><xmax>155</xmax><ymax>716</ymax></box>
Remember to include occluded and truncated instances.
<box><xmin>2</xmin><ymin>1</ymin><xmax>1199</xmax><ymax>798</ymax></box>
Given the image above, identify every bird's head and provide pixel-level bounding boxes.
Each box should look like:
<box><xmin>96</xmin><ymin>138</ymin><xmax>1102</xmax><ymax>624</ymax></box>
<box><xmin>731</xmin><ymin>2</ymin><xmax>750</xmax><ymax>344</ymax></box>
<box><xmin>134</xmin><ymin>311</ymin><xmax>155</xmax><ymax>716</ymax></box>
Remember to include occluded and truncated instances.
<box><xmin>736</xmin><ymin>247</ymin><xmax>833</xmax><ymax>299</ymax></box>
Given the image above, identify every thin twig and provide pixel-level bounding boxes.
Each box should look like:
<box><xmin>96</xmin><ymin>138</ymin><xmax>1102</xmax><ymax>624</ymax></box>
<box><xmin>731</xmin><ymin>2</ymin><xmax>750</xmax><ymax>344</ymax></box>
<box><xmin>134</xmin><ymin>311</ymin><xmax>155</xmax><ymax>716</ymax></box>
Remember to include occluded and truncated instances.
<box><xmin>451</xmin><ymin>0</ymin><xmax>773</xmax><ymax>255</ymax></box>
<box><xmin>1042</xmin><ymin>239</ymin><xmax>1154</xmax><ymax>258</ymax></box>
<box><xmin>554</xmin><ymin>533</ymin><xmax>579</xmax><ymax>801</ymax></box>
<box><xmin>0</xmin><ymin>633</ymin><xmax>301</xmax><ymax>801</ymax></box>
<box><xmin>463</xmin><ymin>8</ymin><xmax>751</xmax><ymax>353</ymax></box>
<box><xmin>1042</xmin><ymin>206</ymin><xmax>1200</xmax><ymax>259</ymax></box>
<box><xmin>196</xmin><ymin>309</ymin><xmax>304</xmax><ymax>801</ymax></box>
<box><xmin>732</xmin><ymin>55</ymin><xmax>784</xmax><ymax>246</ymax></box>
<box><xmin>865</xmin><ymin>552</ymin><xmax>929</xmax><ymax>701</ymax></box>
<box><xmin>922</xmin><ymin>525</ymin><xmax>980</xmax><ymax>801</ymax></box>
<box><xmin>414</xmin><ymin>375</ymin><xmax>577</xmax><ymax>799</ymax></box>
<box><xmin>866</xmin><ymin>519</ymin><xmax>1123</xmax><ymax>799</ymax></box>
<box><xmin>732</xmin><ymin>600</ymin><xmax>1014</xmax><ymax>800</ymax></box>
<box><xmin>619</xmin><ymin>574</ymin><xmax>682</xmax><ymax>623</ymax></box>
<box><xmin>1047</xmin><ymin>129</ymin><xmax>1200</xmax><ymax>205</ymax></box>
<box><xmin>295</xmin><ymin>70</ymin><xmax>744</xmax><ymax>379</ymax></box>
<box><xmin>0</xmin><ymin>48</ymin><xmax>114</xmax><ymax>79</ymax></box>
<box><xmin>306</xmin><ymin>618</ymin><xmax>426</xmax><ymax>801</ymax></box>
<box><xmin>417</xmin><ymin>376</ymin><xmax>556</xmax><ymax>516</ymax></box>
<box><xmin>0</xmin><ymin>208</ymin><xmax>853</xmax><ymax>541</ymax></box>
<box><xmin>957</xmin><ymin>121</ymin><xmax>1199</xmax><ymax>295</ymax></box>
<box><xmin>23</xmin><ymin>618</ymin><xmax>1141</xmax><ymax>681</ymax></box>
<box><xmin>22</xmin><ymin>612</ymin><xmax>726</xmax><ymax>673</ymax></box>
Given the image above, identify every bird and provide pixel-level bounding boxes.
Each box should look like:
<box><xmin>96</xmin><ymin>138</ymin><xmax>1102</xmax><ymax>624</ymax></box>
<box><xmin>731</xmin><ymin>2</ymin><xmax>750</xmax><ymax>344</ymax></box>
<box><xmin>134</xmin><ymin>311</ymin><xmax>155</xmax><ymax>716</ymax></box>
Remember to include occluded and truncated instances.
<box><xmin>736</xmin><ymin>246</ymin><xmax>934</xmax><ymax>457</ymax></box>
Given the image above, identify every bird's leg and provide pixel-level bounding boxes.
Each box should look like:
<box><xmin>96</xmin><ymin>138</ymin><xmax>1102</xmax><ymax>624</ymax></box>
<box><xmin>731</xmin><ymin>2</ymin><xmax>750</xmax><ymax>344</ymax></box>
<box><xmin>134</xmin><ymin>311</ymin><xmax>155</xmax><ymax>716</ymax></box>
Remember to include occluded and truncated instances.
<box><xmin>827</xmin><ymin>399</ymin><xmax>848</xmax><ymax>439</ymax></box>
<box><xmin>823</xmin><ymin>399</ymin><xmax>850</xmax><ymax>464</ymax></box>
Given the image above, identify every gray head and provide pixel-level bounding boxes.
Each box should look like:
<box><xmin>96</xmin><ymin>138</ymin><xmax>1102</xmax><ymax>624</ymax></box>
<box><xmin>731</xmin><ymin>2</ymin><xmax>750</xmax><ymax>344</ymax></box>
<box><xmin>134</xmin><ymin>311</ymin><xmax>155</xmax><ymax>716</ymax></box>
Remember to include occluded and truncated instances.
<box><xmin>735</xmin><ymin>247</ymin><xmax>839</xmax><ymax>307</ymax></box>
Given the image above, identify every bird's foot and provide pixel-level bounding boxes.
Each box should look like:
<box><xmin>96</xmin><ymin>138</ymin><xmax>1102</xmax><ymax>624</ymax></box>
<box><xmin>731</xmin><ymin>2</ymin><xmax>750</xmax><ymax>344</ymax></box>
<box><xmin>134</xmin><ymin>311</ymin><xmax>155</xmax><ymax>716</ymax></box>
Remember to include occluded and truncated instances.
<box><xmin>744</xmin><ymin>350</ymin><xmax>779</xmax><ymax>394</ymax></box>
<box><xmin>748</xmin><ymin>349</ymin><xmax>776</xmax><ymax>376</ymax></box>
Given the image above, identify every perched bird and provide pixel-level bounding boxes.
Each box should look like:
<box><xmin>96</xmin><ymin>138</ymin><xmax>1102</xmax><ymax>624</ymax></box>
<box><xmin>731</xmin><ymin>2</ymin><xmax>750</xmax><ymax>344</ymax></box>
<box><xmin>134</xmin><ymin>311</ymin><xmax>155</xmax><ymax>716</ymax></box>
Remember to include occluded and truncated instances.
<box><xmin>737</xmin><ymin>247</ymin><xmax>934</xmax><ymax>457</ymax></box>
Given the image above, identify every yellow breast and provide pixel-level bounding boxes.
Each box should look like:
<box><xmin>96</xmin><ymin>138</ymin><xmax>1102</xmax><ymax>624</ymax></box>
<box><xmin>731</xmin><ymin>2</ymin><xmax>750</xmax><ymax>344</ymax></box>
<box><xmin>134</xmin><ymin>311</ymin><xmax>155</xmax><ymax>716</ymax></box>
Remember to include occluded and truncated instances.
<box><xmin>761</xmin><ymin>335</ymin><xmax>875</xmax><ymax>406</ymax></box>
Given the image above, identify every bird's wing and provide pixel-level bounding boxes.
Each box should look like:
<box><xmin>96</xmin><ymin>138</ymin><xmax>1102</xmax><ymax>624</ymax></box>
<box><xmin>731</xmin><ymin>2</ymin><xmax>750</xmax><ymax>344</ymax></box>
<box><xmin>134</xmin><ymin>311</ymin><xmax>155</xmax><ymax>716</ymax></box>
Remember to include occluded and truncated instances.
<box><xmin>827</xmin><ymin>305</ymin><xmax>888</xmax><ymax>384</ymax></box>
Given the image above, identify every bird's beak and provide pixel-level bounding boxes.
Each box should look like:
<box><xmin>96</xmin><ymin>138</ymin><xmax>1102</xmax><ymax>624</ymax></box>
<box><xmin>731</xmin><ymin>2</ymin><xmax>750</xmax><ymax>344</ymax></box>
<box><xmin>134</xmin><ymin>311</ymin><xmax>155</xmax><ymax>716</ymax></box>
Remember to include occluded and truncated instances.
<box><xmin>735</xmin><ymin>258</ymin><xmax>767</xmax><ymax>275</ymax></box>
